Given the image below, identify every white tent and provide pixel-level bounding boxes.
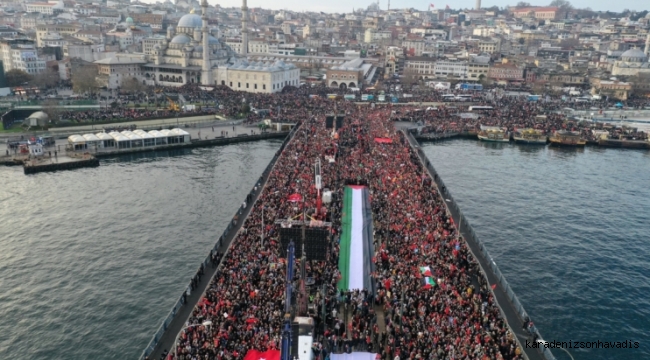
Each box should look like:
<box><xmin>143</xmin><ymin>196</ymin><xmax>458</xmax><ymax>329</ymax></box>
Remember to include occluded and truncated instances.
<box><xmin>109</xmin><ymin>131</ymin><xmax>131</xmax><ymax>148</ymax></box>
<box><xmin>67</xmin><ymin>134</ymin><xmax>87</xmax><ymax>150</ymax></box>
<box><xmin>147</xmin><ymin>130</ymin><xmax>168</xmax><ymax>145</ymax></box>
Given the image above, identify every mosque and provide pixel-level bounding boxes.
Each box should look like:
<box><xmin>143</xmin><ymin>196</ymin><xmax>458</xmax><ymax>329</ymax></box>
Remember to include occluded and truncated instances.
<box><xmin>611</xmin><ymin>47</ymin><xmax>650</xmax><ymax>77</ymax></box>
<box><xmin>99</xmin><ymin>0</ymin><xmax>300</xmax><ymax>93</ymax></box>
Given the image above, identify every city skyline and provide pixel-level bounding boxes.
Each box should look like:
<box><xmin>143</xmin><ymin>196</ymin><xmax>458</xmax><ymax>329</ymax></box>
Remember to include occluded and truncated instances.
<box><xmin>149</xmin><ymin>0</ymin><xmax>649</xmax><ymax>14</ymax></box>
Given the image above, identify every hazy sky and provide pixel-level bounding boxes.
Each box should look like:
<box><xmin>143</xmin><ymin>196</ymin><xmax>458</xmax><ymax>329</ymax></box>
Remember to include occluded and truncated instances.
<box><xmin>192</xmin><ymin>0</ymin><xmax>647</xmax><ymax>14</ymax></box>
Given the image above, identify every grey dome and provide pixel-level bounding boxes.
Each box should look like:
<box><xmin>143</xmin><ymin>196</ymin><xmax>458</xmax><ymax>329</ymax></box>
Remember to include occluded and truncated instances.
<box><xmin>620</xmin><ymin>48</ymin><xmax>647</xmax><ymax>62</ymax></box>
<box><xmin>171</xmin><ymin>34</ymin><xmax>191</xmax><ymax>44</ymax></box>
<box><xmin>177</xmin><ymin>13</ymin><xmax>202</xmax><ymax>28</ymax></box>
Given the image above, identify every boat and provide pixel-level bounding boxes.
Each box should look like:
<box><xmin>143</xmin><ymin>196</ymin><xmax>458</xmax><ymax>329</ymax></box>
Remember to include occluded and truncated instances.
<box><xmin>477</xmin><ymin>125</ymin><xmax>509</xmax><ymax>142</ymax></box>
<box><xmin>549</xmin><ymin>130</ymin><xmax>586</xmax><ymax>147</ymax></box>
<box><xmin>513</xmin><ymin>129</ymin><xmax>547</xmax><ymax>145</ymax></box>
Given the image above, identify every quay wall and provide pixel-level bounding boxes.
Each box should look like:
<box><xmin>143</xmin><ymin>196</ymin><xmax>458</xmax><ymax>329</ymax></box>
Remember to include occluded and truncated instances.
<box><xmin>404</xmin><ymin>131</ymin><xmax>556</xmax><ymax>360</ymax></box>
<box><xmin>140</xmin><ymin>125</ymin><xmax>300</xmax><ymax>360</ymax></box>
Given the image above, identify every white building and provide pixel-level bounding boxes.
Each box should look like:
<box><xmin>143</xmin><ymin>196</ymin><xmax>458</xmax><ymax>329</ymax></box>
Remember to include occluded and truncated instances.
<box><xmin>0</xmin><ymin>39</ymin><xmax>46</xmax><ymax>74</ymax></box>
<box><xmin>26</xmin><ymin>0</ymin><xmax>64</xmax><ymax>15</ymax></box>
<box><xmin>433</xmin><ymin>60</ymin><xmax>468</xmax><ymax>79</ymax></box>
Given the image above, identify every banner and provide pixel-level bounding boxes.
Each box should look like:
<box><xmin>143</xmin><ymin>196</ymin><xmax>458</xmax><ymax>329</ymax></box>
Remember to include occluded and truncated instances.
<box><xmin>331</xmin><ymin>352</ymin><xmax>379</xmax><ymax>360</ymax></box>
<box><xmin>338</xmin><ymin>186</ymin><xmax>374</xmax><ymax>291</ymax></box>
<box><xmin>244</xmin><ymin>349</ymin><xmax>280</xmax><ymax>360</ymax></box>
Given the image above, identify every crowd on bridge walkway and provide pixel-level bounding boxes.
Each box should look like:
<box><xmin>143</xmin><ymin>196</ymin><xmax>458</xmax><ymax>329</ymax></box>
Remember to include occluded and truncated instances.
<box><xmin>166</xmin><ymin>101</ymin><xmax>524</xmax><ymax>360</ymax></box>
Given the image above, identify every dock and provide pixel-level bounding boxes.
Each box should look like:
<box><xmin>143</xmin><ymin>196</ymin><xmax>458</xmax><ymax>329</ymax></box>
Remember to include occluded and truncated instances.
<box><xmin>22</xmin><ymin>154</ymin><xmax>99</xmax><ymax>175</ymax></box>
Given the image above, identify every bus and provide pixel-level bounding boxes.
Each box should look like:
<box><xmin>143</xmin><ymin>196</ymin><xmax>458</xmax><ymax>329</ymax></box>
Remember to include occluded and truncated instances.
<box><xmin>468</xmin><ymin>106</ymin><xmax>494</xmax><ymax>111</ymax></box>
<box><xmin>441</xmin><ymin>94</ymin><xmax>456</xmax><ymax>101</ymax></box>
<box><xmin>455</xmin><ymin>95</ymin><xmax>473</xmax><ymax>101</ymax></box>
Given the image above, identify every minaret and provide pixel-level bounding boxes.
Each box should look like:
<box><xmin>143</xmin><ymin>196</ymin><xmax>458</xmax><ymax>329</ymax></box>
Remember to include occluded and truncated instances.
<box><xmin>645</xmin><ymin>33</ymin><xmax>650</xmax><ymax>57</ymax></box>
<box><xmin>387</xmin><ymin>0</ymin><xmax>390</xmax><ymax>11</ymax></box>
<box><xmin>475</xmin><ymin>0</ymin><xmax>481</xmax><ymax>10</ymax></box>
<box><xmin>241</xmin><ymin>0</ymin><xmax>249</xmax><ymax>56</ymax></box>
<box><xmin>201</xmin><ymin>0</ymin><xmax>212</xmax><ymax>85</ymax></box>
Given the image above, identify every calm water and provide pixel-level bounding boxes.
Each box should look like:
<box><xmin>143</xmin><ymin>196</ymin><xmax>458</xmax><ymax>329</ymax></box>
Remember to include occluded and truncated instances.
<box><xmin>1</xmin><ymin>138</ymin><xmax>648</xmax><ymax>360</ymax></box>
<box><xmin>0</xmin><ymin>140</ymin><xmax>281</xmax><ymax>359</ymax></box>
<box><xmin>422</xmin><ymin>140</ymin><xmax>650</xmax><ymax>360</ymax></box>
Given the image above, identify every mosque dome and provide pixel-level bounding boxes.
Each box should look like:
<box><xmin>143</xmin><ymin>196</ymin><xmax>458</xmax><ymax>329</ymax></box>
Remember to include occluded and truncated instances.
<box><xmin>125</xmin><ymin>17</ymin><xmax>134</xmax><ymax>25</ymax></box>
<box><xmin>620</xmin><ymin>48</ymin><xmax>648</xmax><ymax>62</ymax></box>
<box><xmin>171</xmin><ymin>34</ymin><xmax>192</xmax><ymax>44</ymax></box>
<box><xmin>178</xmin><ymin>13</ymin><xmax>202</xmax><ymax>28</ymax></box>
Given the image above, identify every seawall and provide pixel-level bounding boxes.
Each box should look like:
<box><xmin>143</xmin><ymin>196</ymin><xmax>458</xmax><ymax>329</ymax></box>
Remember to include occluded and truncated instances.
<box><xmin>140</xmin><ymin>125</ymin><xmax>300</xmax><ymax>360</ymax></box>
<box><xmin>404</xmin><ymin>130</ymin><xmax>556</xmax><ymax>360</ymax></box>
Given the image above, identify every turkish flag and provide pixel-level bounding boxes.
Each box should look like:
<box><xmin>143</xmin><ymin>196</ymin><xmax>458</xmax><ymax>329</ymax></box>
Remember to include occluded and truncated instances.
<box><xmin>244</xmin><ymin>349</ymin><xmax>281</xmax><ymax>360</ymax></box>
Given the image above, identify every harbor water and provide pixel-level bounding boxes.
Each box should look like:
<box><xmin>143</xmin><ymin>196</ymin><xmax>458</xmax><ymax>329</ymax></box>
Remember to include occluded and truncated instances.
<box><xmin>1</xmin><ymin>137</ymin><xmax>649</xmax><ymax>359</ymax></box>
<box><xmin>422</xmin><ymin>140</ymin><xmax>650</xmax><ymax>360</ymax></box>
<box><xmin>0</xmin><ymin>140</ymin><xmax>282</xmax><ymax>359</ymax></box>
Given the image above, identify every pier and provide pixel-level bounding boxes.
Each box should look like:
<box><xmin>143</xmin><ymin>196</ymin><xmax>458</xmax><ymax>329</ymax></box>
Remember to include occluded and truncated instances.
<box><xmin>22</xmin><ymin>155</ymin><xmax>99</xmax><ymax>175</ymax></box>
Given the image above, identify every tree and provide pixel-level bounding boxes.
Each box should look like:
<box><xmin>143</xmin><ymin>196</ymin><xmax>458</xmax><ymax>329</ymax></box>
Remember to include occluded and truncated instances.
<box><xmin>121</xmin><ymin>77</ymin><xmax>145</xmax><ymax>94</ymax></box>
<box><xmin>71</xmin><ymin>66</ymin><xmax>99</xmax><ymax>96</ymax></box>
<box><xmin>518</xmin><ymin>38</ymin><xmax>526</xmax><ymax>45</ymax></box>
<box><xmin>6</xmin><ymin>69</ymin><xmax>32</xmax><ymax>87</ymax></box>
<box><xmin>516</xmin><ymin>2</ymin><xmax>531</xmax><ymax>7</ymax></box>
<box><xmin>549</xmin><ymin>0</ymin><xmax>573</xmax><ymax>12</ymax></box>
<box><xmin>41</xmin><ymin>99</ymin><xmax>61</xmax><ymax>125</ymax></box>
<box><xmin>30</xmin><ymin>68</ymin><xmax>59</xmax><ymax>89</ymax></box>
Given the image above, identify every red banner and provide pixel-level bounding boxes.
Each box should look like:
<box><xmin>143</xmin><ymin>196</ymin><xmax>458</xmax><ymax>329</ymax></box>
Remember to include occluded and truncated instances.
<box><xmin>244</xmin><ymin>349</ymin><xmax>281</xmax><ymax>360</ymax></box>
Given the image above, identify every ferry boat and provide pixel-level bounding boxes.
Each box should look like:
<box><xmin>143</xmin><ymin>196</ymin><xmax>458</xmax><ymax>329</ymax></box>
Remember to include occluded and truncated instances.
<box><xmin>549</xmin><ymin>130</ymin><xmax>586</xmax><ymax>147</ymax></box>
<box><xmin>513</xmin><ymin>129</ymin><xmax>547</xmax><ymax>145</ymax></box>
<box><xmin>478</xmin><ymin>125</ymin><xmax>509</xmax><ymax>142</ymax></box>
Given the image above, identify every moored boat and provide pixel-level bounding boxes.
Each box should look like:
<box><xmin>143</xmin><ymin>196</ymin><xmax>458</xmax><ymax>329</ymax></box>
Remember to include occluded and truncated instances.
<box><xmin>513</xmin><ymin>129</ymin><xmax>547</xmax><ymax>145</ymax></box>
<box><xmin>549</xmin><ymin>130</ymin><xmax>586</xmax><ymax>147</ymax></box>
<box><xmin>478</xmin><ymin>125</ymin><xmax>509</xmax><ymax>142</ymax></box>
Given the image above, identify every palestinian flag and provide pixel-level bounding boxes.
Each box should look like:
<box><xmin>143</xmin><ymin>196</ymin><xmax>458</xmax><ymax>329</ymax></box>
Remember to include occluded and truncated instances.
<box><xmin>422</xmin><ymin>277</ymin><xmax>436</xmax><ymax>289</ymax></box>
<box><xmin>338</xmin><ymin>186</ymin><xmax>375</xmax><ymax>291</ymax></box>
<box><xmin>419</xmin><ymin>266</ymin><xmax>432</xmax><ymax>277</ymax></box>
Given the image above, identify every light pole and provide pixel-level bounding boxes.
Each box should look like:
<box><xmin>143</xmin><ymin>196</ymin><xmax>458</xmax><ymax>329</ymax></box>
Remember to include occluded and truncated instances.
<box><xmin>172</xmin><ymin>320</ymin><xmax>212</xmax><ymax>359</ymax></box>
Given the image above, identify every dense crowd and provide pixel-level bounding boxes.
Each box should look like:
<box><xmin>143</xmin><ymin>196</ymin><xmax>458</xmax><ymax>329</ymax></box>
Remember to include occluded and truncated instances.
<box><xmin>168</xmin><ymin>101</ymin><xmax>524</xmax><ymax>360</ymax></box>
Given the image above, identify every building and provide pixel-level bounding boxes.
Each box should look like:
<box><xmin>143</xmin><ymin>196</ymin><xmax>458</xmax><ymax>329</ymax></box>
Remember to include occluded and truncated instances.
<box><xmin>404</xmin><ymin>56</ymin><xmax>436</xmax><ymax>79</ymax></box>
<box><xmin>488</xmin><ymin>62</ymin><xmax>524</xmax><ymax>82</ymax></box>
<box><xmin>384</xmin><ymin>46</ymin><xmax>403</xmax><ymax>77</ymax></box>
<box><xmin>434</xmin><ymin>60</ymin><xmax>468</xmax><ymax>79</ymax></box>
<box><xmin>0</xmin><ymin>38</ymin><xmax>46</xmax><ymax>74</ymax></box>
<box><xmin>26</xmin><ymin>0</ymin><xmax>64</xmax><ymax>15</ymax></box>
<box><xmin>611</xmin><ymin>48</ymin><xmax>650</xmax><ymax>77</ymax></box>
<box><xmin>468</xmin><ymin>56</ymin><xmax>490</xmax><ymax>80</ymax></box>
<box><xmin>36</xmin><ymin>24</ymin><xmax>79</xmax><ymax>47</ymax></box>
<box><xmin>591</xmin><ymin>79</ymin><xmax>631</xmax><ymax>100</ymax></box>
<box><xmin>135</xmin><ymin>7</ymin><xmax>299</xmax><ymax>92</ymax></box>
<box><xmin>511</xmin><ymin>7</ymin><xmax>560</xmax><ymax>20</ymax></box>
<box><xmin>95</xmin><ymin>55</ymin><xmax>146</xmax><ymax>89</ymax></box>
<box><xmin>326</xmin><ymin>57</ymin><xmax>375</xmax><ymax>89</ymax></box>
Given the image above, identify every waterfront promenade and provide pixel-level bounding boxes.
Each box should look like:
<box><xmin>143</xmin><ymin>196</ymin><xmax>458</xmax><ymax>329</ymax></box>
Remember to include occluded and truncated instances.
<box><xmin>146</xmin><ymin>108</ymin><xmax>547</xmax><ymax>360</ymax></box>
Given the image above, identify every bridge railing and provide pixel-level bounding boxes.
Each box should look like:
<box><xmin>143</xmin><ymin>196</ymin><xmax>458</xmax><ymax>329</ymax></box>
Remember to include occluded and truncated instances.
<box><xmin>138</xmin><ymin>122</ymin><xmax>301</xmax><ymax>360</ymax></box>
<box><xmin>404</xmin><ymin>131</ymin><xmax>556</xmax><ymax>360</ymax></box>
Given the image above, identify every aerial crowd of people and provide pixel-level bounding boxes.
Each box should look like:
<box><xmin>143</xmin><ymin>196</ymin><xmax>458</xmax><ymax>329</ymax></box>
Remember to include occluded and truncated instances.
<box><xmin>168</xmin><ymin>100</ymin><xmax>525</xmax><ymax>360</ymax></box>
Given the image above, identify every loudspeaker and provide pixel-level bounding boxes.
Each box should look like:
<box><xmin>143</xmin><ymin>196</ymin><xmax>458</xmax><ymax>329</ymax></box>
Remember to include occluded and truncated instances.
<box><xmin>280</xmin><ymin>227</ymin><xmax>329</xmax><ymax>261</ymax></box>
<box><xmin>336</xmin><ymin>116</ymin><xmax>344</xmax><ymax>128</ymax></box>
<box><xmin>325</xmin><ymin>116</ymin><xmax>334</xmax><ymax>129</ymax></box>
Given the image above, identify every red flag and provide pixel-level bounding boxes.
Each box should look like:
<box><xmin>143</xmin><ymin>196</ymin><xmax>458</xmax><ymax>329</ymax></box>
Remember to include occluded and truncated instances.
<box><xmin>244</xmin><ymin>349</ymin><xmax>280</xmax><ymax>360</ymax></box>
<box><xmin>430</xmin><ymin>3</ymin><xmax>435</xmax><ymax>7</ymax></box>
<box><xmin>491</xmin><ymin>284</ymin><xmax>497</xmax><ymax>290</ymax></box>
<box><xmin>446</xmin><ymin>4</ymin><xmax>450</xmax><ymax>9</ymax></box>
